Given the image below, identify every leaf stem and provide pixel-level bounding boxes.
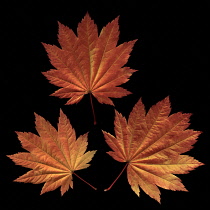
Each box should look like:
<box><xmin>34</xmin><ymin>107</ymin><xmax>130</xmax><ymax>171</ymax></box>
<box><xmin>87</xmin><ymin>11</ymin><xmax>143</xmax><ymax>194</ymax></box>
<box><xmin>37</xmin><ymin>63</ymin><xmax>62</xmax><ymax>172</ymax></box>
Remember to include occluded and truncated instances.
<box><xmin>89</xmin><ymin>93</ymin><xmax>97</xmax><ymax>125</ymax></box>
<box><xmin>73</xmin><ymin>172</ymin><xmax>97</xmax><ymax>190</ymax></box>
<box><xmin>104</xmin><ymin>162</ymin><xmax>128</xmax><ymax>191</ymax></box>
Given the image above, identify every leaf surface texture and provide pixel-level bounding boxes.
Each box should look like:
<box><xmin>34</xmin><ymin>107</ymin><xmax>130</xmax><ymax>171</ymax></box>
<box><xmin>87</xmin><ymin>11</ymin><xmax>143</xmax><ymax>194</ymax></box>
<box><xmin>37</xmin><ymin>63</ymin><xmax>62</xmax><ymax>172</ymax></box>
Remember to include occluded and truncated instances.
<box><xmin>43</xmin><ymin>13</ymin><xmax>137</xmax><ymax>105</ymax></box>
<box><xmin>8</xmin><ymin>110</ymin><xmax>96</xmax><ymax>195</ymax></box>
<box><xmin>103</xmin><ymin>96</ymin><xmax>203</xmax><ymax>202</ymax></box>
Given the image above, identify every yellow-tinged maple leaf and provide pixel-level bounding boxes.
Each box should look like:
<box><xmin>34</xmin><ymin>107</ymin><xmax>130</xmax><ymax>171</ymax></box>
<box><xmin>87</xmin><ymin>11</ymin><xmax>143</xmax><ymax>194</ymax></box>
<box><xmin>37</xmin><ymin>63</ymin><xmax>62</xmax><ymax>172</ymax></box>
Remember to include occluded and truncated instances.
<box><xmin>103</xmin><ymin>96</ymin><xmax>203</xmax><ymax>203</ymax></box>
<box><xmin>42</xmin><ymin>13</ymin><xmax>137</xmax><ymax>106</ymax></box>
<box><xmin>7</xmin><ymin>110</ymin><xmax>96</xmax><ymax>195</ymax></box>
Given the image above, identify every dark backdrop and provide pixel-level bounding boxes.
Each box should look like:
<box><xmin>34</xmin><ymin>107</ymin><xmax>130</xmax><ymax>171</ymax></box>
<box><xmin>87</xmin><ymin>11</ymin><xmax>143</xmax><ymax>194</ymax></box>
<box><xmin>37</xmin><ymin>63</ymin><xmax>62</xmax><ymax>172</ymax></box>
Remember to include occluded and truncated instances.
<box><xmin>1</xmin><ymin>1</ymin><xmax>209</xmax><ymax>209</ymax></box>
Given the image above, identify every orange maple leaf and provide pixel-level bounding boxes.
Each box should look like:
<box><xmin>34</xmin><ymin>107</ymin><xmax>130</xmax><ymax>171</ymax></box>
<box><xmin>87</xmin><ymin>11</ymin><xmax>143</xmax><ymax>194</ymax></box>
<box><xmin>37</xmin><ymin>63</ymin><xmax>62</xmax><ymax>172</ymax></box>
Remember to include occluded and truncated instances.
<box><xmin>7</xmin><ymin>110</ymin><xmax>96</xmax><ymax>195</ymax></box>
<box><xmin>103</xmin><ymin>96</ymin><xmax>203</xmax><ymax>202</ymax></box>
<box><xmin>42</xmin><ymin>13</ymin><xmax>137</xmax><ymax>107</ymax></box>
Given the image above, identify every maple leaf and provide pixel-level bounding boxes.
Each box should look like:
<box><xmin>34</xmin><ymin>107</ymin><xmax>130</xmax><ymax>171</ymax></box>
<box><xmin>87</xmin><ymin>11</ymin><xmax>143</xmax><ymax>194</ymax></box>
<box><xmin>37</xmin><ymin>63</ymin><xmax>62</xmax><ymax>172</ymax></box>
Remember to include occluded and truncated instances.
<box><xmin>103</xmin><ymin>96</ymin><xmax>203</xmax><ymax>202</ymax></box>
<box><xmin>42</xmin><ymin>13</ymin><xmax>137</xmax><ymax>123</ymax></box>
<box><xmin>7</xmin><ymin>110</ymin><xmax>96</xmax><ymax>195</ymax></box>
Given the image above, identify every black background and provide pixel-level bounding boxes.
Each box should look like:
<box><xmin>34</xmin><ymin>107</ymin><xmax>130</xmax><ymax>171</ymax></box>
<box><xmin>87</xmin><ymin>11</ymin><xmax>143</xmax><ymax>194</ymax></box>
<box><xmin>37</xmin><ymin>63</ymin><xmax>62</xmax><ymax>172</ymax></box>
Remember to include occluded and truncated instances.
<box><xmin>1</xmin><ymin>0</ymin><xmax>209</xmax><ymax>209</ymax></box>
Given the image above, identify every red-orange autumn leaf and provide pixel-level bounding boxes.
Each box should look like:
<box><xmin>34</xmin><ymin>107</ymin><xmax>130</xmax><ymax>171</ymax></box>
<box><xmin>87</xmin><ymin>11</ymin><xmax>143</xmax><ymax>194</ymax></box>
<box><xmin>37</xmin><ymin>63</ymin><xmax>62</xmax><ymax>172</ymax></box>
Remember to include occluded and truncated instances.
<box><xmin>42</xmin><ymin>13</ymin><xmax>137</xmax><ymax>106</ymax></box>
<box><xmin>103</xmin><ymin>96</ymin><xmax>203</xmax><ymax>203</ymax></box>
<box><xmin>7</xmin><ymin>110</ymin><xmax>96</xmax><ymax>195</ymax></box>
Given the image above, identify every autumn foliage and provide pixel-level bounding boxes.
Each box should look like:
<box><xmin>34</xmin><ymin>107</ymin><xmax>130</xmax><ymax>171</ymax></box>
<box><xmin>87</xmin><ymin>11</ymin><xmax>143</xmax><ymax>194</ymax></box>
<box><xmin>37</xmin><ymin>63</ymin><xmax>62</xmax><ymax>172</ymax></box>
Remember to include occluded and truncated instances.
<box><xmin>42</xmin><ymin>13</ymin><xmax>137</xmax><ymax>105</ymax></box>
<box><xmin>8</xmin><ymin>110</ymin><xmax>96</xmax><ymax>195</ymax></box>
<box><xmin>103</xmin><ymin>97</ymin><xmax>203</xmax><ymax>202</ymax></box>
<box><xmin>8</xmin><ymin>13</ymin><xmax>203</xmax><ymax>202</ymax></box>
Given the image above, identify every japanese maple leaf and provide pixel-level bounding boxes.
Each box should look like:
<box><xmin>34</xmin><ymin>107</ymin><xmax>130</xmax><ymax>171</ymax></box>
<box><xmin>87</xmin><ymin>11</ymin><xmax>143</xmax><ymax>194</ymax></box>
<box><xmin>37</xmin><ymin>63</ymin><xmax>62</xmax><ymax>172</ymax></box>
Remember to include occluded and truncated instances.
<box><xmin>42</xmin><ymin>13</ymin><xmax>137</xmax><ymax>111</ymax></box>
<box><xmin>7</xmin><ymin>110</ymin><xmax>96</xmax><ymax>195</ymax></box>
<box><xmin>103</xmin><ymin>96</ymin><xmax>203</xmax><ymax>203</ymax></box>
